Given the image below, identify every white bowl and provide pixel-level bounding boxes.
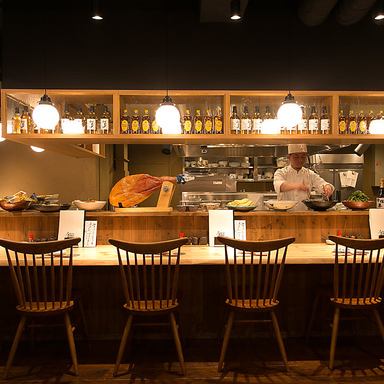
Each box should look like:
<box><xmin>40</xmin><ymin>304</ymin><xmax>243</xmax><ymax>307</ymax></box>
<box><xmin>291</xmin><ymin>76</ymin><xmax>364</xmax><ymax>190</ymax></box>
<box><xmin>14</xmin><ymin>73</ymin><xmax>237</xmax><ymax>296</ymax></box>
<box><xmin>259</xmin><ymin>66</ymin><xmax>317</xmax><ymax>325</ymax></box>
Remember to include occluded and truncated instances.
<box><xmin>265</xmin><ymin>200</ymin><xmax>297</xmax><ymax>211</ymax></box>
<box><xmin>73</xmin><ymin>200</ymin><xmax>106</xmax><ymax>211</ymax></box>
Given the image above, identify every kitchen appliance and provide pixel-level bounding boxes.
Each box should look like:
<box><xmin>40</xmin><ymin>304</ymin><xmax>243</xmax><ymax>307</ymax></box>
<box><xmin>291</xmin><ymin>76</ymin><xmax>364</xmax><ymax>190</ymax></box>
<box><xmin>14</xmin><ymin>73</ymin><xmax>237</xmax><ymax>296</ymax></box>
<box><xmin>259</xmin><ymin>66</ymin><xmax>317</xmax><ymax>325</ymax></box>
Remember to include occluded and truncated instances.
<box><xmin>310</xmin><ymin>154</ymin><xmax>364</xmax><ymax>202</ymax></box>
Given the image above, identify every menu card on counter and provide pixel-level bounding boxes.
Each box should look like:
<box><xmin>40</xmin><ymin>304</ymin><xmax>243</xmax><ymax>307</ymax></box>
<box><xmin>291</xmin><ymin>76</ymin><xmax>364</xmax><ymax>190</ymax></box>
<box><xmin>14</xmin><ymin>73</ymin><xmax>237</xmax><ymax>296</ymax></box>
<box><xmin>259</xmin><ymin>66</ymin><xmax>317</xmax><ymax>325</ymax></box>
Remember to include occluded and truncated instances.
<box><xmin>58</xmin><ymin>210</ymin><xmax>85</xmax><ymax>247</ymax></box>
<box><xmin>209</xmin><ymin>210</ymin><xmax>234</xmax><ymax>247</ymax></box>
<box><xmin>369</xmin><ymin>208</ymin><xmax>384</xmax><ymax>239</ymax></box>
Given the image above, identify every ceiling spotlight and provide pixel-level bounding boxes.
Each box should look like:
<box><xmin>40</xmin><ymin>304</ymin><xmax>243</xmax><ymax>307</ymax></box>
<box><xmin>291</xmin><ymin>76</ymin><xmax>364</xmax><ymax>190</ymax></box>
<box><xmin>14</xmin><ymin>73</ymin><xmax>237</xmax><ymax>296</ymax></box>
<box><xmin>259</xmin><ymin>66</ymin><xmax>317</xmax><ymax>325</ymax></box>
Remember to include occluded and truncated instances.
<box><xmin>92</xmin><ymin>0</ymin><xmax>103</xmax><ymax>20</ymax></box>
<box><xmin>374</xmin><ymin>0</ymin><xmax>384</xmax><ymax>20</ymax></box>
<box><xmin>231</xmin><ymin>0</ymin><xmax>241</xmax><ymax>20</ymax></box>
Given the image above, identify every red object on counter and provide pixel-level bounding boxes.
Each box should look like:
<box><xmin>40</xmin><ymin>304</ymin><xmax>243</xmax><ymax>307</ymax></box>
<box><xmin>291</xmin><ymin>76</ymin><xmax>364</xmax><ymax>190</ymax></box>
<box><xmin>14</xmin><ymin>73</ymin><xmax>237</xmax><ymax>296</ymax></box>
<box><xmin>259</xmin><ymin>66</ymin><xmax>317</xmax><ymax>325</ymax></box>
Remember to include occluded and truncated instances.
<box><xmin>337</xmin><ymin>229</ymin><xmax>342</xmax><ymax>236</ymax></box>
<box><xmin>179</xmin><ymin>232</ymin><xmax>186</xmax><ymax>238</ymax></box>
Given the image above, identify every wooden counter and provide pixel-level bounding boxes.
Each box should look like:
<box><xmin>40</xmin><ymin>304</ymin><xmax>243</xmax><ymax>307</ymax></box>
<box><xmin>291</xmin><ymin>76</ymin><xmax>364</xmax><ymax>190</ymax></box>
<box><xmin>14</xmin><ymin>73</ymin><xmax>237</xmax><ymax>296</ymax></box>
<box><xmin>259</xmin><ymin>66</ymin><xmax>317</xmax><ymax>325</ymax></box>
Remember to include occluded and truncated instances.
<box><xmin>0</xmin><ymin>209</ymin><xmax>370</xmax><ymax>243</ymax></box>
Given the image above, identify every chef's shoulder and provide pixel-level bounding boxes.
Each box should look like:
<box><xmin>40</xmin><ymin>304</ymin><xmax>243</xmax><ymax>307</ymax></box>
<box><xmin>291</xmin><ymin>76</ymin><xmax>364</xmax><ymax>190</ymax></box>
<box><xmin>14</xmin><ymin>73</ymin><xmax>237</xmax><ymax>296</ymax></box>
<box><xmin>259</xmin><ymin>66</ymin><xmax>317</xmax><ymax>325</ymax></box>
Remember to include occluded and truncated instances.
<box><xmin>274</xmin><ymin>165</ymin><xmax>291</xmax><ymax>177</ymax></box>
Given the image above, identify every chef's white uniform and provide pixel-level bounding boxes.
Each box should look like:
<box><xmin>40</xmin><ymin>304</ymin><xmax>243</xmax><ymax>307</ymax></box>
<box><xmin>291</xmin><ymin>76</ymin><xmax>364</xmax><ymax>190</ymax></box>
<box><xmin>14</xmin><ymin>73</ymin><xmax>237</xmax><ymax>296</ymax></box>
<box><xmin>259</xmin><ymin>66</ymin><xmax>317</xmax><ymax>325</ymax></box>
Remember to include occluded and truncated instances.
<box><xmin>273</xmin><ymin>165</ymin><xmax>334</xmax><ymax>210</ymax></box>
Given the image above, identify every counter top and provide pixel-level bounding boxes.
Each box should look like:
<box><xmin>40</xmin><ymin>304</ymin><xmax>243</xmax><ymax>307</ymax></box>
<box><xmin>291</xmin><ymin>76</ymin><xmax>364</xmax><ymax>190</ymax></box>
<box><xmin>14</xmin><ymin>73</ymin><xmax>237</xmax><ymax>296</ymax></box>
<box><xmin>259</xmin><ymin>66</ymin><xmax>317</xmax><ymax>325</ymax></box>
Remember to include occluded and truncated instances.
<box><xmin>0</xmin><ymin>243</ymin><xmax>340</xmax><ymax>267</ymax></box>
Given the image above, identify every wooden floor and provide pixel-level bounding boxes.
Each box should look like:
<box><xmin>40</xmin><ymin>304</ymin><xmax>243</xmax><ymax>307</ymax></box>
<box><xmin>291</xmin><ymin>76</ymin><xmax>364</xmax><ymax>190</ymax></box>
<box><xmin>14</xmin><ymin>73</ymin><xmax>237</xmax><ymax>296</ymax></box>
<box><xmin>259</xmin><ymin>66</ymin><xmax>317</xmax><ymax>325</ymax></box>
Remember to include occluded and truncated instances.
<box><xmin>0</xmin><ymin>337</ymin><xmax>383</xmax><ymax>383</ymax></box>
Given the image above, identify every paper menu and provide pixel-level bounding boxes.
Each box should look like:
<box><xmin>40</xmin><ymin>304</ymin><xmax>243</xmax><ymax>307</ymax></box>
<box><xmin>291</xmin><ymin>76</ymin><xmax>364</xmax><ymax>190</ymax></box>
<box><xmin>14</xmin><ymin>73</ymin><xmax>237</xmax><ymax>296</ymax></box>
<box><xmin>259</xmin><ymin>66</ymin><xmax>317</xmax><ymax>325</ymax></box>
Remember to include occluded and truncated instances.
<box><xmin>58</xmin><ymin>210</ymin><xmax>85</xmax><ymax>247</ymax></box>
<box><xmin>369</xmin><ymin>208</ymin><xmax>384</xmax><ymax>239</ymax></box>
<box><xmin>209</xmin><ymin>210</ymin><xmax>234</xmax><ymax>246</ymax></box>
<box><xmin>339</xmin><ymin>170</ymin><xmax>358</xmax><ymax>188</ymax></box>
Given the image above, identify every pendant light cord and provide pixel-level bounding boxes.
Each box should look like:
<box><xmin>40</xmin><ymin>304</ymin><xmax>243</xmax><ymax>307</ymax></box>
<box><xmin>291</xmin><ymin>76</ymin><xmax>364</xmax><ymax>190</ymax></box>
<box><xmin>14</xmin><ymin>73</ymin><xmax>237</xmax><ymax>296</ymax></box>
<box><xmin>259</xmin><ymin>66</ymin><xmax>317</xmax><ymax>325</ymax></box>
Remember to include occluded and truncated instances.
<box><xmin>164</xmin><ymin>0</ymin><xmax>170</xmax><ymax>97</ymax></box>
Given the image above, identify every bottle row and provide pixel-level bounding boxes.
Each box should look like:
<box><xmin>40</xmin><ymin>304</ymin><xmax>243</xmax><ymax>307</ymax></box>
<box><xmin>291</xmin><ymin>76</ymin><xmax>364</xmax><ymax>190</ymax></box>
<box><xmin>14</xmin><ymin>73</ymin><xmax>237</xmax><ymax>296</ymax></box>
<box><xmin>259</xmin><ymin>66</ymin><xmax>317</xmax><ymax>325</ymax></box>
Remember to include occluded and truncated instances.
<box><xmin>120</xmin><ymin>107</ymin><xmax>224</xmax><ymax>135</ymax></box>
<box><xmin>338</xmin><ymin>109</ymin><xmax>383</xmax><ymax>135</ymax></box>
<box><xmin>230</xmin><ymin>105</ymin><xmax>331</xmax><ymax>134</ymax></box>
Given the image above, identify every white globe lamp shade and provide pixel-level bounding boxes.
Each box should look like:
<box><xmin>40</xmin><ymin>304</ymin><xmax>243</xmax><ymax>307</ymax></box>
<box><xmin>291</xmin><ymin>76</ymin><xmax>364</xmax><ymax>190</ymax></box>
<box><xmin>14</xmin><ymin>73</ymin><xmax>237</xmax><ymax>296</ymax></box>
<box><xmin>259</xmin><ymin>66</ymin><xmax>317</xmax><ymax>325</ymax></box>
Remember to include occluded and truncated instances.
<box><xmin>155</xmin><ymin>96</ymin><xmax>181</xmax><ymax>134</ymax></box>
<box><xmin>369</xmin><ymin>119</ymin><xmax>384</xmax><ymax>134</ymax></box>
<box><xmin>260</xmin><ymin>119</ymin><xmax>281</xmax><ymax>134</ymax></box>
<box><xmin>277</xmin><ymin>92</ymin><xmax>302</xmax><ymax>128</ymax></box>
<box><xmin>32</xmin><ymin>94</ymin><xmax>60</xmax><ymax>131</ymax></box>
<box><xmin>30</xmin><ymin>145</ymin><xmax>45</xmax><ymax>153</ymax></box>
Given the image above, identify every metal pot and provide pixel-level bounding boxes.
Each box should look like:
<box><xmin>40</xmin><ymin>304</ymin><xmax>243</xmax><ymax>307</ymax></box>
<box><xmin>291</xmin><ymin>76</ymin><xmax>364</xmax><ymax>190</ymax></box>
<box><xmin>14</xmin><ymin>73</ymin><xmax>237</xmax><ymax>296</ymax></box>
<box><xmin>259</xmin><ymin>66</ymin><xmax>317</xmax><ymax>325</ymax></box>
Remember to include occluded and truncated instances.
<box><xmin>302</xmin><ymin>199</ymin><xmax>337</xmax><ymax>211</ymax></box>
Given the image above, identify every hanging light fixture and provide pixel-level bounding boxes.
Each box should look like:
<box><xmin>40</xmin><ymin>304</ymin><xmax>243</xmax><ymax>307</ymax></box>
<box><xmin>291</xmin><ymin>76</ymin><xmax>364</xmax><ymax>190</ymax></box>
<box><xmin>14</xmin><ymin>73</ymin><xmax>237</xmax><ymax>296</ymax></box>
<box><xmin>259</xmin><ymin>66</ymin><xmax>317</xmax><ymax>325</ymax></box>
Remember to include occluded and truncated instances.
<box><xmin>92</xmin><ymin>0</ymin><xmax>103</xmax><ymax>20</ymax></box>
<box><xmin>155</xmin><ymin>0</ymin><xmax>181</xmax><ymax>134</ymax></box>
<box><xmin>30</xmin><ymin>146</ymin><xmax>45</xmax><ymax>153</ymax></box>
<box><xmin>277</xmin><ymin>91</ymin><xmax>302</xmax><ymax>128</ymax></box>
<box><xmin>230</xmin><ymin>0</ymin><xmax>241</xmax><ymax>20</ymax></box>
<box><xmin>32</xmin><ymin>92</ymin><xmax>60</xmax><ymax>132</ymax></box>
<box><xmin>373</xmin><ymin>0</ymin><xmax>384</xmax><ymax>20</ymax></box>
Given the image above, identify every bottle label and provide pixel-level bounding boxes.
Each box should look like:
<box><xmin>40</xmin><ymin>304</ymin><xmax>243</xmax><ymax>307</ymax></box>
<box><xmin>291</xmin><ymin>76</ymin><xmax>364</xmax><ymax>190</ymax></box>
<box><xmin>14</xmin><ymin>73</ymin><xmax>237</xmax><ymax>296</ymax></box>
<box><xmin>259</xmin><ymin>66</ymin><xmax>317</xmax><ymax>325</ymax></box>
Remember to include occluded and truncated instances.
<box><xmin>241</xmin><ymin>118</ymin><xmax>252</xmax><ymax>132</ymax></box>
<box><xmin>215</xmin><ymin>118</ymin><xmax>223</xmax><ymax>133</ymax></box>
<box><xmin>377</xmin><ymin>197</ymin><xmax>384</xmax><ymax>208</ymax></box>
<box><xmin>20</xmin><ymin>118</ymin><xmax>28</xmax><ymax>133</ymax></box>
<box><xmin>339</xmin><ymin>121</ymin><xmax>346</xmax><ymax>133</ymax></box>
<box><xmin>252</xmin><ymin>118</ymin><xmax>262</xmax><ymax>133</ymax></box>
<box><xmin>87</xmin><ymin>118</ymin><xmax>97</xmax><ymax>133</ymax></box>
<box><xmin>100</xmin><ymin>118</ymin><xmax>109</xmax><ymax>133</ymax></box>
<box><xmin>359</xmin><ymin>121</ymin><xmax>367</xmax><ymax>133</ymax></box>
<box><xmin>231</xmin><ymin>118</ymin><xmax>240</xmax><ymax>132</ymax></box>
<box><xmin>152</xmin><ymin>120</ymin><xmax>159</xmax><ymax>133</ymax></box>
<box><xmin>121</xmin><ymin>119</ymin><xmax>129</xmax><ymax>133</ymax></box>
<box><xmin>195</xmin><ymin>120</ymin><xmax>203</xmax><ymax>133</ymax></box>
<box><xmin>320</xmin><ymin>119</ymin><xmax>330</xmax><ymax>132</ymax></box>
<box><xmin>74</xmin><ymin>118</ymin><xmax>84</xmax><ymax>133</ymax></box>
<box><xmin>349</xmin><ymin>121</ymin><xmax>357</xmax><ymax>133</ymax></box>
<box><xmin>142</xmin><ymin>120</ymin><xmax>150</xmax><ymax>133</ymax></box>
<box><xmin>61</xmin><ymin>118</ymin><xmax>70</xmax><ymax>133</ymax></box>
<box><xmin>131</xmin><ymin>120</ymin><xmax>139</xmax><ymax>133</ymax></box>
<box><xmin>298</xmin><ymin>119</ymin><xmax>307</xmax><ymax>132</ymax></box>
<box><xmin>308</xmin><ymin>119</ymin><xmax>318</xmax><ymax>132</ymax></box>
<box><xmin>184</xmin><ymin>120</ymin><xmax>192</xmax><ymax>133</ymax></box>
<box><xmin>205</xmin><ymin>120</ymin><xmax>213</xmax><ymax>133</ymax></box>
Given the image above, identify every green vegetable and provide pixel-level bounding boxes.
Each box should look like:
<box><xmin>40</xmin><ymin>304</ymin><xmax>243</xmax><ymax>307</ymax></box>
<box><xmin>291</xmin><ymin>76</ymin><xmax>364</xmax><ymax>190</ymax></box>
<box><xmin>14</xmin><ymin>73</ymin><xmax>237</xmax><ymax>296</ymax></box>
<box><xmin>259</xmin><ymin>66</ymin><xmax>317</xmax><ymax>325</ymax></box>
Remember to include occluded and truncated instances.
<box><xmin>347</xmin><ymin>190</ymin><xmax>369</xmax><ymax>202</ymax></box>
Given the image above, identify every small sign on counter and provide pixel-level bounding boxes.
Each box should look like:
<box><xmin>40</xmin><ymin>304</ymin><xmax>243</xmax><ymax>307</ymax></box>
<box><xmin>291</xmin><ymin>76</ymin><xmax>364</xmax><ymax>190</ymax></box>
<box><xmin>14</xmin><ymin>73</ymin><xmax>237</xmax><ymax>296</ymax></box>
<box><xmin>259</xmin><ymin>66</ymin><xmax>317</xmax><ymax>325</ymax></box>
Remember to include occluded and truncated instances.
<box><xmin>209</xmin><ymin>209</ymin><xmax>234</xmax><ymax>246</ymax></box>
<box><xmin>58</xmin><ymin>210</ymin><xmax>85</xmax><ymax>247</ymax></box>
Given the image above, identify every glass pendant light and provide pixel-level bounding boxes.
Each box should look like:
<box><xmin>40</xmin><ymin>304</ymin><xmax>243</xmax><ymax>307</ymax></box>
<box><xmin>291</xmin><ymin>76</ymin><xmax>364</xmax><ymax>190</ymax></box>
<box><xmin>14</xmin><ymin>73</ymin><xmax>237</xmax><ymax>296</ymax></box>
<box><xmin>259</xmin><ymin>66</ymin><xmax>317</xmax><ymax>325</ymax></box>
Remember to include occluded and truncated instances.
<box><xmin>277</xmin><ymin>91</ymin><xmax>302</xmax><ymax>128</ymax></box>
<box><xmin>32</xmin><ymin>92</ymin><xmax>60</xmax><ymax>132</ymax></box>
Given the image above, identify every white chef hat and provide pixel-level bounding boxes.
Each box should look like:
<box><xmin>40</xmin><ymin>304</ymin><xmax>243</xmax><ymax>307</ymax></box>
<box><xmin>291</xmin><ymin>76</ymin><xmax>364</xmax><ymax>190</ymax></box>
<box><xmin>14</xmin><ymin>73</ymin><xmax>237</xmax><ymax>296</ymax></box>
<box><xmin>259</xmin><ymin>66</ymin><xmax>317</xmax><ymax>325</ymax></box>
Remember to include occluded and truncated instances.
<box><xmin>287</xmin><ymin>144</ymin><xmax>308</xmax><ymax>154</ymax></box>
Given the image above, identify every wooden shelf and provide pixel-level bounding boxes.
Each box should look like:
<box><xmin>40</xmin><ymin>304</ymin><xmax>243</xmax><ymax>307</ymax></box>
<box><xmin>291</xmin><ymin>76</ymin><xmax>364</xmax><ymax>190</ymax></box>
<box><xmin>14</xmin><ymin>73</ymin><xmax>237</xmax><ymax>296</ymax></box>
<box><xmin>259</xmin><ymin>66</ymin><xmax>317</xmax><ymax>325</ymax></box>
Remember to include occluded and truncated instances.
<box><xmin>2</xmin><ymin>89</ymin><xmax>384</xmax><ymax>154</ymax></box>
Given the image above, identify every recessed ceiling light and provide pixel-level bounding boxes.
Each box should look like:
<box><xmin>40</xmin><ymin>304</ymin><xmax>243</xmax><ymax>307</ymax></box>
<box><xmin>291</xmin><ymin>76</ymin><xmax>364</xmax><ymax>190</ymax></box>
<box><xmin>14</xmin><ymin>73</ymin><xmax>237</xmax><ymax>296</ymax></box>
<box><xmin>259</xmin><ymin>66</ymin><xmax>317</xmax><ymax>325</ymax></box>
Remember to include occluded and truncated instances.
<box><xmin>230</xmin><ymin>0</ymin><xmax>241</xmax><ymax>21</ymax></box>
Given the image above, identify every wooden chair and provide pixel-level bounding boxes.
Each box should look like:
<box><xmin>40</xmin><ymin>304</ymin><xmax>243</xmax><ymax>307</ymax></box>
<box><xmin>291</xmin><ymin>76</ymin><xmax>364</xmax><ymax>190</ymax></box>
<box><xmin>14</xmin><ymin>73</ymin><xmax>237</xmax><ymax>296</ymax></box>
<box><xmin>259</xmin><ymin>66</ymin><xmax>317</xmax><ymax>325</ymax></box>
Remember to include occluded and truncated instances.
<box><xmin>0</xmin><ymin>237</ymin><xmax>81</xmax><ymax>378</ymax></box>
<box><xmin>109</xmin><ymin>237</ymin><xmax>189</xmax><ymax>376</ymax></box>
<box><xmin>217</xmin><ymin>236</ymin><xmax>295</xmax><ymax>372</ymax></box>
<box><xmin>328</xmin><ymin>235</ymin><xmax>384</xmax><ymax>369</ymax></box>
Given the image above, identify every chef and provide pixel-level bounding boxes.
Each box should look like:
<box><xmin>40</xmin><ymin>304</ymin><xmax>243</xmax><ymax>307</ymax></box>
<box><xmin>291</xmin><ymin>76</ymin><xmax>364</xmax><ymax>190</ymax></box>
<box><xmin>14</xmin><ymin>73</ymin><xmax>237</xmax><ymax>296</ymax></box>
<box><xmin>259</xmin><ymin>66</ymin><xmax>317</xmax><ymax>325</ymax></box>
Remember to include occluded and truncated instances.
<box><xmin>273</xmin><ymin>144</ymin><xmax>334</xmax><ymax>209</ymax></box>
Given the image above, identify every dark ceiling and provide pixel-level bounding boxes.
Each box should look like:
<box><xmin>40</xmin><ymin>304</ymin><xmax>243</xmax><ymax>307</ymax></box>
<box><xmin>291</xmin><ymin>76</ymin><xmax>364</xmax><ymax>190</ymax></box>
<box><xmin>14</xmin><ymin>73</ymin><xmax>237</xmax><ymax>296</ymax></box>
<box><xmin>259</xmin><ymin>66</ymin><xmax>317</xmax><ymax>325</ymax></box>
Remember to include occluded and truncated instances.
<box><xmin>1</xmin><ymin>0</ymin><xmax>384</xmax><ymax>90</ymax></box>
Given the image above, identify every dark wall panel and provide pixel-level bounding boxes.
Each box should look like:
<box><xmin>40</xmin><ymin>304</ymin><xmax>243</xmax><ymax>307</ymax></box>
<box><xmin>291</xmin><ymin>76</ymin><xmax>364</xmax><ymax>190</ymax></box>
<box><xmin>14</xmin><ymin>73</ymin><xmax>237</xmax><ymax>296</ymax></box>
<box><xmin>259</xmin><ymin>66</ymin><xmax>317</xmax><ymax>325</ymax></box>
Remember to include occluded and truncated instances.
<box><xmin>3</xmin><ymin>0</ymin><xmax>384</xmax><ymax>90</ymax></box>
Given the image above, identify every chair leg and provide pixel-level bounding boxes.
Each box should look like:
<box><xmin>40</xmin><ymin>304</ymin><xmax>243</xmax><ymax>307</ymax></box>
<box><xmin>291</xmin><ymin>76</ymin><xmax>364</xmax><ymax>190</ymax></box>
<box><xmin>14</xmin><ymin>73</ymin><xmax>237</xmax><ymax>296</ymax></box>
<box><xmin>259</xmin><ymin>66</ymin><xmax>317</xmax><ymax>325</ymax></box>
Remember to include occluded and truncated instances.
<box><xmin>329</xmin><ymin>307</ymin><xmax>340</xmax><ymax>370</ymax></box>
<box><xmin>271</xmin><ymin>311</ymin><xmax>288</xmax><ymax>368</ymax></box>
<box><xmin>64</xmin><ymin>313</ymin><xmax>79</xmax><ymax>376</ymax></box>
<box><xmin>169</xmin><ymin>312</ymin><xmax>186</xmax><ymax>375</ymax></box>
<box><xmin>4</xmin><ymin>316</ymin><xmax>26</xmax><ymax>379</ymax></box>
<box><xmin>372</xmin><ymin>309</ymin><xmax>384</xmax><ymax>342</ymax></box>
<box><xmin>113</xmin><ymin>314</ymin><xmax>133</xmax><ymax>377</ymax></box>
<box><xmin>218</xmin><ymin>310</ymin><xmax>235</xmax><ymax>372</ymax></box>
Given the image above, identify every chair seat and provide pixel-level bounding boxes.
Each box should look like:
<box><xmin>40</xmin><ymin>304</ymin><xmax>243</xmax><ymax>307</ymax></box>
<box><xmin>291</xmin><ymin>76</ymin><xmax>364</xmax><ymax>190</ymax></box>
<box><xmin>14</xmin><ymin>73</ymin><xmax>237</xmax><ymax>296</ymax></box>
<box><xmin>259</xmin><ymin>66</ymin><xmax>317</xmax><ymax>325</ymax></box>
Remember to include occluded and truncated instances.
<box><xmin>226</xmin><ymin>298</ymin><xmax>279</xmax><ymax>311</ymax></box>
<box><xmin>331</xmin><ymin>297</ymin><xmax>382</xmax><ymax>308</ymax></box>
<box><xmin>124</xmin><ymin>300</ymin><xmax>179</xmax><ymax>314</ymax></box>
<box><xmin>16</xmin><ymin>301</ymin><xmax>74</xmax><ymax>315</ymax></box>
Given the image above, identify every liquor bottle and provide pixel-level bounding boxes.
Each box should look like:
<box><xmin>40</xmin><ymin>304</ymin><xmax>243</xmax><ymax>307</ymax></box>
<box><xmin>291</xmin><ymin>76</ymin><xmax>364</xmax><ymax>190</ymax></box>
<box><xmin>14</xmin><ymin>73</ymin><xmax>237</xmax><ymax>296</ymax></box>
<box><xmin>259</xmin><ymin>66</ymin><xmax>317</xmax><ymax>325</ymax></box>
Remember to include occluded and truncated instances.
<box><xmin>86</xmin><ymin>105</ymin><xmax>97</xmax><ymax>134</ymax></box>
<box><xmin>348</xmin><ymin>110</ymin><xmax>357</xmax><ymax>134</ymax></box>
<box><xmin>100</xmin><ymin>105</ymin><xmax>112</xmax><ymax>134</ymax></box>
<box><xmin>74</xmin><ymin>107</ymin><xmax>85</xmax><ymax>133</ymax></box>
<box><xmin>357</xmin><ymin>110</ymin><xmax>367</xmax><ymax>134</ymax></box>
<box><xmin>214</xmin><ymin>107</ymin><xmax>223</xmax><ymax>134</ymax></box>
<box><xmin>151</xmin><ymin>118</ymin><xmax>161</xmax><ymax>134</ymax></box>
<box><xmin>130</xmin><ymin>109</ymin><xmax>140</xmax><ymax>134</ymax></box>
<box><xmin>203</xmin><ymin>109</ymin><xmax>213</xmax><ymax>134</ymax></box>
<box><xmin>182</xmin><ymin>109</ymin><xmax>192</xmax><ymax>134</ymax></box>
<box><xmin>194</xmin><ymin>109</ymin><xmax>203</xmax><ymax>134</ymax></box>
<box><xmin>240</xmin><ymin>106</ymin><xmax>252</xmax><ymax>134</ymax></box>
<box><xmin>230</xmin><ymin>106</ymin><xmax>240</xmax><ymax>134</ymax></box>
<box><xmin>376</xmin><ymin>178</ymin><xmax>384</xmax><ymax>208</ymax></box>
<box><xmin>367</xmin><ymin>110</ymin><xmax>375</xmax><ymax>133</ymax></box>
<box><xmin>297</xmin><ymin>106</ymin><xmax>308</xmax><ymax>134</ymax></box>
<box><xmin>308</xmin><ymin>106</ymin><xmax>319</xmax><ymax>134</ymax></box>
<box><xmin>120</xmin><ymin>109</ymin><xmax>130</xmax><ymax>134</ymax></box>
<box><xmin>338</xmin><ymin>109</ymin><xmax>347</xmax><ymax>134</ymax></box>
<box><xmin>252</xmin><ymin>106</ymin><xmax>262</xmax><ymax>134</ymax></box>
<box><xmin>20</xmin><ymin>106</ymin><xmax>29</xmax><ymax>134</ymax></box>
<box><xmin>60</xmin><ymin>105</ymin><xmax>72</xmax><ymax>134</ymax></box>
<box><xmin>320</xmin><ymin>106</ymin><xmax>330</xmax><ymax>134</ymax></box>
<box><xmin>141</xmin><ymin>109</ymin><xmax>151</xmax><ymax>134</ymax></box>
<box><xmin>12</xmin><ymin>107</ymin><xmax>22</xmax><ymax>134</ymax></box>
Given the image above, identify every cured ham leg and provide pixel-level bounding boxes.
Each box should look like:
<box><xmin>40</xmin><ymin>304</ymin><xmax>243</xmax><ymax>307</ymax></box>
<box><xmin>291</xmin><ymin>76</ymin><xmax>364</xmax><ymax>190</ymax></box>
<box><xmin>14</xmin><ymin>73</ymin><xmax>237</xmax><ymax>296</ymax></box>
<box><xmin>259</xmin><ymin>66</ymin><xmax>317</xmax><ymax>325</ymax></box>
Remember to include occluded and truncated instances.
<box><xmin>109</xmin><ymin>174</ymin><xmax>176</xmax><ymax>208</ymax></box>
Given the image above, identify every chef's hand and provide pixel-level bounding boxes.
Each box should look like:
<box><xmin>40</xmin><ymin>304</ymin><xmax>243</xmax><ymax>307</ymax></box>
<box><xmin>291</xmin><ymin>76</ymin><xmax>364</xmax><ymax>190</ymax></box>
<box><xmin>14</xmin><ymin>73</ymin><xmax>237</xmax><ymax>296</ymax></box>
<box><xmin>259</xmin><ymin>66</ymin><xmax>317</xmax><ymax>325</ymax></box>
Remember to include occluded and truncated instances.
<box><xmin>323</xmin><ymin>184</ymin><xmax>333</xmax><ymax>198</ymax></box>
<box><xmin>296</xmin><ymin>183</ymin><xmax>310</xmax><ymax>193</ymax></box>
